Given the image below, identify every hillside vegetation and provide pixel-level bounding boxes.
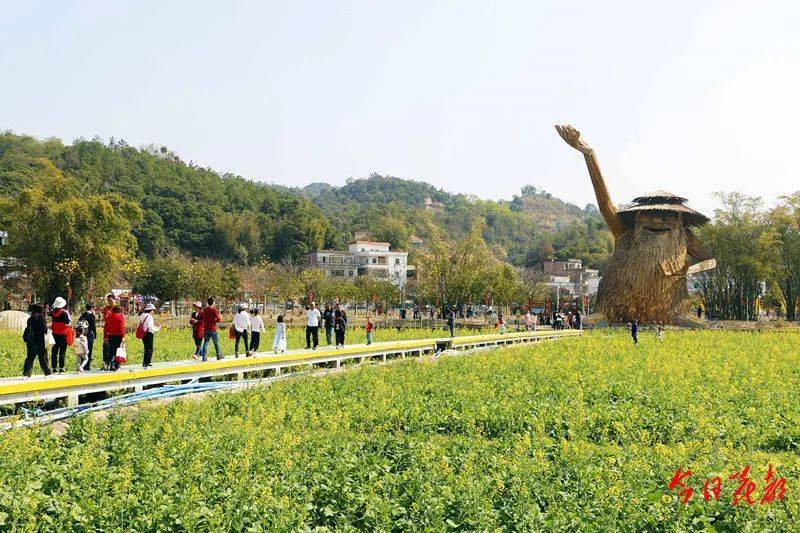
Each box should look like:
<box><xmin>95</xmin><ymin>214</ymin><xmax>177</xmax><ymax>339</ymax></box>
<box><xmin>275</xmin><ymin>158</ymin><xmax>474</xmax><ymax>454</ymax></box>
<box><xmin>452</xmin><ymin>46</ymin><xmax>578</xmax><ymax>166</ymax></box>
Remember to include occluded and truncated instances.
<box><xmin>0</xmin><ymin>132</ymin><xmax>612</xmax><ymax>269</ymax></box>
<box><xmin>1</xmin><ymin>330</ymin><xmax>797</xmax><ymax>530</ymax></box>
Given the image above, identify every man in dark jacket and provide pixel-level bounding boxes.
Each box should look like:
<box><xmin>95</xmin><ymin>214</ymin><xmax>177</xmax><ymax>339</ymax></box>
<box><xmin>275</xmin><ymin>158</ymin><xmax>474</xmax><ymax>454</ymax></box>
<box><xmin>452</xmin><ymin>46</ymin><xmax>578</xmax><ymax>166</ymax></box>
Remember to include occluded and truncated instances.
<box><xmin>446</xmin><ymin>307</ymin><xmax>455</xmax><ymax>337</ymax></box>
<box><xmin>631</xmin><ymin>319</ymin><xmax>638</xmax><ymax>345</ymax></box>
<box><xmin>23</xmin><ymin>304</ymin><xmax>51</xmax><ymax>378</ymax></box>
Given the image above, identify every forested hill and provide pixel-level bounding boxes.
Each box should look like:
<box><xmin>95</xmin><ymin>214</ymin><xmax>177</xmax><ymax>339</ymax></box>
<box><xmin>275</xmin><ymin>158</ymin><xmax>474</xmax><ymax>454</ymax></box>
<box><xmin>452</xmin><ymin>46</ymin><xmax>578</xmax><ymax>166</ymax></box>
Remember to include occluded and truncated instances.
<box><xmin>0</xmin><ymin>132</ymin><xmax>613</xmax><ymax>269</ymax></box>
<box><xmin>301</xmin><ymin>176</ymin><xmax>612</xmax><ymax>268</ymax></box>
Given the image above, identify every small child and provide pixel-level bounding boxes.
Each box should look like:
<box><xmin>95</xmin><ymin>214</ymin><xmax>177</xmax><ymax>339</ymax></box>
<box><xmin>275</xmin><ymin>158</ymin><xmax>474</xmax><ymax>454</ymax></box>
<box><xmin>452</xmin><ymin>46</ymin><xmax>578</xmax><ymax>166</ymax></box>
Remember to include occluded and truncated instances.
<box><xmin>74</xmin><ymin>326</ymin><xmax>89</xmax><ymax>372</ymax></box>
<box><xmin>365</xmin><ymin>315</ymin><xmax>374</xmax><ymax>345</ymax></box>
<box><xmin>657</xmin><ymin>321</ymin><xmax>664</xmax><ymax>341</ymax></box>
<box><xmin>497</xmin><ymin>313</ymin><xmax>506</xmax><ymax>334</ymax></box>
<box><xmin>272</xmin><ymin>315</ymin><xmax>287</xmax><ymax>354</ymax></box>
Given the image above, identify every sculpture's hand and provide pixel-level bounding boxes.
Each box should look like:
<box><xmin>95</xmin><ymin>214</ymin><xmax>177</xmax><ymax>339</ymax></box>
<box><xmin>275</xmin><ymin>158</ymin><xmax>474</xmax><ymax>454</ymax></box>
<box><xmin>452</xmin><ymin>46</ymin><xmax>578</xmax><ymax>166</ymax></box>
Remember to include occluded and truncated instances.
<box><xmin>555</xmin><ymin>124</ymin><xmax>592</xmax><ymax>155</ymax></box>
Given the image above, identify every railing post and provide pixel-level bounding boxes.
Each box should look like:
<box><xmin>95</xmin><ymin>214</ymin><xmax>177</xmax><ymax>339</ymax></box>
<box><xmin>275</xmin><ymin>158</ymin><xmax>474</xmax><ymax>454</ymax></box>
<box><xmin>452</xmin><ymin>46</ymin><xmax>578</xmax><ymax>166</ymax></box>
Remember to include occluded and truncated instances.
<box><xmin>67</xmin><ymin>393</ymin><xmax>79</xmax><ymax>407</ymax></box>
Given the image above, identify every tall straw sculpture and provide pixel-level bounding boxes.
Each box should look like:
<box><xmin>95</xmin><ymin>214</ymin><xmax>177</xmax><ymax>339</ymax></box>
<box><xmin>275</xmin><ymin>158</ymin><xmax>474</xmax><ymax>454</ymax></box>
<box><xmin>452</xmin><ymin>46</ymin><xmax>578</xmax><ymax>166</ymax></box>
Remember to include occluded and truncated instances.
<box><xmin>555</xmin><ymin>125</ymin><xmax>716</xmax><ymax>323</ymax></box>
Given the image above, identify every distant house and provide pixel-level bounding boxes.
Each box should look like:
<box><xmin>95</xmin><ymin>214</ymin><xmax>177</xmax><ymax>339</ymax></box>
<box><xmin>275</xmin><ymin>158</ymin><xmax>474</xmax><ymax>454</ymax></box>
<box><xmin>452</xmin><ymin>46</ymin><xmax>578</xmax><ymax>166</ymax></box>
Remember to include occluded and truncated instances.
<box><xmin>423</xmin><ymin>197</ymin><xmax>443</xmax><ymax>210</ymax></box>
<box><xmin>543</xmin><ymin>258</ymin><xmax>600</xmax><ymax>296</ymax></box>
<box><xmin>308</xmin><ymin>241</ymin><xmax>409</xmax><ymax>287</ymax></box>
<box><xmin>409</xmin><ymin>235</ymin><xmax>424</xmax><ymax>248</ymax></box>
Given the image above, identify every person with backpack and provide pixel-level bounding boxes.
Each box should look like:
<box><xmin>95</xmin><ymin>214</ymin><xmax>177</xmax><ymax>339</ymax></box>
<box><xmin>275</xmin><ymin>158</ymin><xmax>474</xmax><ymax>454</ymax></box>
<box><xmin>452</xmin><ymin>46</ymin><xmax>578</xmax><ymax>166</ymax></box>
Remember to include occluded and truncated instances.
<box><xmin>333</xmin><ymin>309</ymin><xmax>346</xmax><ymax>348</ymax></box>
<box><xmin>78</xmin><ymin>303</ymin><xmax>97</xmax><ymax>370</ymax></box>
<box><xmin>189</xmin><ymin>301</ymin><xmax>204</xmax><ymax>360</ymax></box>
<box><xmin>49</xmin><ymin>297</ymin><xmax>71</xmax><ymax>373</ymax></box>
<box><xmin>137</xmin><ymin>303</ymin><xmax>158</xmax><ymax>368</ymax></box>
<box><xmin>22</xmin><ymin>304</ymin><xmax>51</xmax><ymax>379</ymax></box>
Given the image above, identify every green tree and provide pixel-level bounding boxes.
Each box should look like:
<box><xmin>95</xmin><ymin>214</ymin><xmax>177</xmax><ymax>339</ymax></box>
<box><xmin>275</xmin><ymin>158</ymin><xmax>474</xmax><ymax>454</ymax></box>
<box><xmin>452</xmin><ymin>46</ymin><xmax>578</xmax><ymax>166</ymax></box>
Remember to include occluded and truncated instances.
<box><xmin>133</xmin><ymin>255</ymin><xmax>190</xmax><ymax>303</ymax></box>
<box><xmin>487</xmin><ymin>263</ymin><xmax>519</xmax><ymax>312</ymax></box>
<box><xmin>693</xmin><ymin>193</ymin><xmax>780</xmax><ymax>320</ymax></box>
<box><xmin>296</xmin><ymin>268</ymin><xmax>326</xmax><ymax>305</ymax></box>
<box><xmin>186</xmin><ymin>259</ymin><xmax>227</xmax><ymax>301</ymax></box>
<box><xmin>0</xmin><ymin>175</ymin><xmax>142</xmax><ymax>305</ymax></box>
<box><xmin>416</xmin><ymin>221</ymin><xmax>498</xmax><ymax>309</ymax></box>
<box><xmin>770</xmin><ymin>193</ymin><xmax>800</xmax><ymax>321</ymax></box>
<box><xmin>371</xmin><ymin>216</ymin><xmax>412</xmax><ymax>249</ymax></box>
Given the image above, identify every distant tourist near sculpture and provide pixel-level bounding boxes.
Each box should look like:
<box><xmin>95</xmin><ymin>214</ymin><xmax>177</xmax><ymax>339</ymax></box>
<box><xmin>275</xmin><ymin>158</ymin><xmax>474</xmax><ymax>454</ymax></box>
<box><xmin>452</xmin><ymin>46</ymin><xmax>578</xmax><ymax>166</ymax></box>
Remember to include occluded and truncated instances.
<box><xmin>555</xmin><ymin>125</ymin><xmax>716</xmax><ymax>323</ymax></box>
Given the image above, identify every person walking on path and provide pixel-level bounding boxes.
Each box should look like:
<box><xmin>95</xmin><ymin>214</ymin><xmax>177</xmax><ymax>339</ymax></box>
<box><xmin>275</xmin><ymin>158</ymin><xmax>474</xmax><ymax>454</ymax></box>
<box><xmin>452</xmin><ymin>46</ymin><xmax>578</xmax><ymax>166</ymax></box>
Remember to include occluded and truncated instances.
<box><xmin>365</xmin><ymin>315</ymin><xmax>374</xmax><ymax>345</ymax></box>
<box><xmin>250</xmin><ymin>308</ymin><xmax>264</xmax><ymax>353</ymax></box>
<box><xmin>524</xmin><ymin>310</ymin><xmax>533</xmax><ymax>331</ymax></box>
<box><xmin>574</xmin><ymin>310</ymin><xmax>582</xmax><ymax>330</ymax></box>
<box><xmin>138</xmin><ymin>303</ymin><xmax>158</xmax><ymax>368</ymax></box>
<box><xmin>232</xmin><ymin>304</ymin><xmax>252</xmax><ymax>357</ymax></box>
<box><xmin>497</xmin><ymin>312</ymin><xmax>507</xmax><ymax>334</ymax></box>
<box><xmin>305</xmin><ymin>302</ymin><xmax>321</xmax><ymax>350</ymax></box>
<box><xmin>73</xmin><ymin>325</ymin><xmax>89</xmax><ymax>372</ymax></box>
<box><xmin>23</xmin><ymin>304</ymin><xmax>51</xmax><ymax>378</ymax></box>
<box><xmin>78</xmin><ymin>303</ymin><xmax>96</xmax><ymax>370</ymax></box>
<box><xmin>104</xmin><ymin>305</ymin><xmax>126</xmax><ymax>371</ymax></box>
<box><xmin>446</xmin><ymin>307</ymin><xmax>456</xmax><ymax>338</ymax></box>
<box><xmin>272</xmin><ymin>314</ymin><xmax>287</xmax><ymax>353</ymax></box>
<box><xmin>101</xmin><ymin>294</ymin><xmax>116</xmax><ymax>370</ymax></box>
<box><xmin>334</xmin><ymin>309</ymin><xmax>346</xmax><ymax>348</ymax></box>
<box><xmin>189</xmin><ymin>301</ymin><xmax>204</xmax><ymax>360</ymax></box>
<box><xmin>322</xmin><ymin>303</ymin><xmax>335</xmax><ymax>346</ymax></box>
<box><xmin>631</xmin><ymin>319</ymin><xmax>639</xmax><ymax>345</ymax></box>
<box><xmin>49</xmin><ymin>297</ymin><xmax>71</xmax><ymax>373</ymax></box>
<box><xmin>201</xmin><ymin>297</ymin><xmax>222</xmax><ymax>361</ymax></box>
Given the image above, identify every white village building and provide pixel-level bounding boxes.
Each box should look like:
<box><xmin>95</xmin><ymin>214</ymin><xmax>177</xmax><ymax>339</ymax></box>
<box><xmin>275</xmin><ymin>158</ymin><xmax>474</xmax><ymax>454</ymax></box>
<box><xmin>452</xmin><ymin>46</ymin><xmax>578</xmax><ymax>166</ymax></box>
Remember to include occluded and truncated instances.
<box><xmin>308</xmin><ymin>241</ymin><xmax>409</xmax><ymax>287</ymax></box>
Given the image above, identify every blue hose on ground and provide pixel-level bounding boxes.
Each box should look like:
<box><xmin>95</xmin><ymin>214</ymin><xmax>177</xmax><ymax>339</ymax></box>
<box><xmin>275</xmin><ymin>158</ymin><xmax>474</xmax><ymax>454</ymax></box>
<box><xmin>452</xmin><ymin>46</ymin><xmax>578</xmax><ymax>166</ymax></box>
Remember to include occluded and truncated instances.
<box><xmin>7</xmin><ymin>378</ymin><xmax>275</xmax><ymax>430</ymax></box>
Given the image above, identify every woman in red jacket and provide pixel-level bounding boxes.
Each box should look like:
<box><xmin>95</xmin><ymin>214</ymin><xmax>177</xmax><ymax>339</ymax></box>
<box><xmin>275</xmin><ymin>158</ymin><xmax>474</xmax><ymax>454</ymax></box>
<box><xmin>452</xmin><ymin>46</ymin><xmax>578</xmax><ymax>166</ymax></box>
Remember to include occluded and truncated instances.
<box><xmin>189</xmin><ymin>301</ymin><xmax>205</xmax><ymax>360</ymax></box>
<box><xmin>49</xmin><ymin>297</ymin><xmax>71</xmax><ymax>373</ymax></box>
<box><xmin>104</xmin><ymin>305</ymin><xmax>126</xmax><ymax>371</ymax></box>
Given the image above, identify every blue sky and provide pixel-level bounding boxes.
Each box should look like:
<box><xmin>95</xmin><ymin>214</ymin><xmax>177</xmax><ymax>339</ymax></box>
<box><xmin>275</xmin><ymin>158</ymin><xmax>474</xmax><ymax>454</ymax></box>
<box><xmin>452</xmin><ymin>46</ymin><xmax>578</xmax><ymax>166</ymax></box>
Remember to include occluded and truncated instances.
<box><xmin>2</xmin><ymin>1</ymin><xmax>799</xmax><ymax>214</ymax></box>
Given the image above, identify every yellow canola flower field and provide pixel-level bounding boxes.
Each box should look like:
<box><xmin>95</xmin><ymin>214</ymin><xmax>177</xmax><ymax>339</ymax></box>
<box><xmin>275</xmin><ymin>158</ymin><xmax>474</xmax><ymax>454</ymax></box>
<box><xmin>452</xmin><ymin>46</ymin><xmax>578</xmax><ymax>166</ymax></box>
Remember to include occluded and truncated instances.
<box><xmin>1</xmin><ymin>329</ymin><xmax>799</xmax><ymax>530</ymax></box>
<box><xmin>0</xmin><ymin>326</ymin><xmax>493</xmax><ymax>378</ymax></box>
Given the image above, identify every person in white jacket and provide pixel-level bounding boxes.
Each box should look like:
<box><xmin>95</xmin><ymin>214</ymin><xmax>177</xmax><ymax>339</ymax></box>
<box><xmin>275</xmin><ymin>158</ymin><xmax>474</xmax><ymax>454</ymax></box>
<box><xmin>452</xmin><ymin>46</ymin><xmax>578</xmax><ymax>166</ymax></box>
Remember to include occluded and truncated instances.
<box><xmin>272</xmin><ymin>315</ymin><xmax>287</xmax><ymax>354</ymax></box>
<box><xmin>138</xmin><ymin>303</ymin><xmax>159</xmax><ymax>368</ymax></box>
<box><xmin>232</xmin><ymin>304</ymin><xmax>252</xmax><ymax>357</ymax></box>
<box><xmin>250</xmin><ymin>308</ymin><xmax>264</xmax><ymax>353</ymax></box>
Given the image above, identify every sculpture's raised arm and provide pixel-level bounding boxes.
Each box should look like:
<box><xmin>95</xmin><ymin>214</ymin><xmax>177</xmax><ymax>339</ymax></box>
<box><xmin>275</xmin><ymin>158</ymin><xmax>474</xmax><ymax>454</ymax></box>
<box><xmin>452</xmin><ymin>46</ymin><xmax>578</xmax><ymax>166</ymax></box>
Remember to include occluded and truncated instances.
<box><xmin>555</xmin><ymin>125</ymin><xmax>623</xmax><ymax>238</ymax></box>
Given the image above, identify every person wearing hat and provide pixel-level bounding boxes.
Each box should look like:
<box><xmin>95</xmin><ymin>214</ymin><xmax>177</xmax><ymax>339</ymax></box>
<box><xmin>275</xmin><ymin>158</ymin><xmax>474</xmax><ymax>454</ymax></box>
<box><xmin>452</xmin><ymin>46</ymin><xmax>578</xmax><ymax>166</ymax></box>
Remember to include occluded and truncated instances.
<box><xmin>23</xmin><ymin>304</ymin><xmax>52</xmax><ymax>378</ymax></box>
<box><xmin>138</xmin><ymin>303</ymin><xmax>159</xmax><ymax>368</ymax></box>
<box><xmin>49</xmin><ymin>297</ymin><xmax>71</xmax><ymax>373</ymax></box>
<box><xmin>78</xmin><ymin>303</ymin><xmax>97</xmax><ymax>370</ymax></box>
<box><xmin>232</xmin><ymin>304</ymin><xmax>252</xmax><ymax>357</ymax></box>
<box><xmin>189</xmin><ymin>301</ymin><xmax>205</xmax><ymax>360</ymax></box>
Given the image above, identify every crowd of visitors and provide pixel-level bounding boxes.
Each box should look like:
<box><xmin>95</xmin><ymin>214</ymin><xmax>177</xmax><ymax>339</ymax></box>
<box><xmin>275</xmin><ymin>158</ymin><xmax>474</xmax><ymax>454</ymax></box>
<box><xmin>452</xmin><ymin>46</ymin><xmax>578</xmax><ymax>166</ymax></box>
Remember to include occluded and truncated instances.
<box><xmin>20</xmin><ymin>292</ymin><xmax>588</xmax><ymax>378</ymax></box>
